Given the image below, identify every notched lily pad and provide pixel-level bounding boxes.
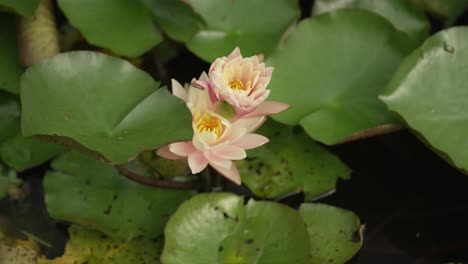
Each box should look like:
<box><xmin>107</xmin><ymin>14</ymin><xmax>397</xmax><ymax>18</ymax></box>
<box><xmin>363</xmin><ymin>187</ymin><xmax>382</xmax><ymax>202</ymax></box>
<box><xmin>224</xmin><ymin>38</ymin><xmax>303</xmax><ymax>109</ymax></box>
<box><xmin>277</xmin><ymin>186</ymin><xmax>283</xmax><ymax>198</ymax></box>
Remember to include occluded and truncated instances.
<box><xmin>44</xmin><ymin>151</ymin><xmax>193</xmax><ymax>240</ymax></box>
<box><xmin>237</xmin><ymin>120</ymin><xmax>351</xmax><ymax>200</ymax></box>
<box><xmin>58</xmin><ymin>0</ymin><xmax>162</xmax><ymax>57</ymax></box>
<box><xmin>21</xmin><ymin>51</ymin><xmax>193</xmax><ymax>164</ymax></box>
<box><xmin>38</xmin><ymin>225</ymin><xmax>162</xmax><ymax>264</ymax></box>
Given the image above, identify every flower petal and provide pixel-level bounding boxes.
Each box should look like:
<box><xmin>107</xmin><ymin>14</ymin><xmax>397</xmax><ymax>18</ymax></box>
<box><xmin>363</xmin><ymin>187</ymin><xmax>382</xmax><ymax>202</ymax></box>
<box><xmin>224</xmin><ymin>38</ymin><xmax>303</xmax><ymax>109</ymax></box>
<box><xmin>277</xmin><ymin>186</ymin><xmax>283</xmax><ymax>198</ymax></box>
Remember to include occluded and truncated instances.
<box><xmin>211</xmin><ymin>163</ymin><xmax>241</xmax><ymax>185</ymax></box>
<box><xmin>188</xmin><ymin>152</ymin><xmax>209</xmax><ymax>174</ymax></box>
<box><xmin>234</xmin><ymin>134</ymin><xmax>269</xmax><ymax>150</ymax></box>
<box><xmin>245</xmin><ymin>101</ymin><xmax>290</xmax><ymax>118</ymax></box>
<box><xmin>227</xmin><ymin>47</ymin><xmax>242</xmax><ymax>59</ymax></box>
<box><xmin>169</xmin><ymin>142</ymin><xmax>195</xmax><ymax>157</ymax></box>
<box><xmin>205</xmin><ymin>151</ymin><xmax>232</xmax><ymax>170</ymax></box>
<box><xmin>156</xmin><ymin>145</ymin><xmax>184</xmax><ymax>160</ymax></box>
<box><xmin>211</xmin><ymin>145</ymin><xmax>246</xmax><ymax>160</ymax></box>
<box><xmin>171</xmin><ymin>79</ymin><xmax>188</xmax><ymax>102</ymax></box>
<box><xmin>232</xmin><ymin>116</ymin><xmax>266</xmax><ymax>133</ymax></box>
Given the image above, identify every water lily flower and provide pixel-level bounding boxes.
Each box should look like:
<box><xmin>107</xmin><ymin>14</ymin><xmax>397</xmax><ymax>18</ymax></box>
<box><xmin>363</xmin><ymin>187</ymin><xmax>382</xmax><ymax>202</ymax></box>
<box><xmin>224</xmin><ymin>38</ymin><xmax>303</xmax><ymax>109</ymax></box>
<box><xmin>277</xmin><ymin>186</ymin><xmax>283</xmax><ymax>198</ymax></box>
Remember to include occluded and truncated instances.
<box><xmin>196</xmin><ymin>47</ymin><xmax>289</xmax><ymax>117</ymax></box>
<box><xmin>157</xmin><ymin>76</ymin><xmax>269</xmax><ymax>185</ymax></box>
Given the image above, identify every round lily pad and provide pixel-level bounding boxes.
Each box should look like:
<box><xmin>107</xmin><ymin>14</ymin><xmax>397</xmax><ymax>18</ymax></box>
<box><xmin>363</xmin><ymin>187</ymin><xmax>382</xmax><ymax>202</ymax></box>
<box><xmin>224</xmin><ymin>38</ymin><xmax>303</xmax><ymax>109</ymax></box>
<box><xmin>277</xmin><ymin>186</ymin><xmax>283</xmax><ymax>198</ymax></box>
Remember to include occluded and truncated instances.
<box><xmin>58</xmin><ymin>0</ymin><xmax>162</xmax><ymax>57</ymax></box>
<box><xmin>267</xmin><ymin>9</ymin><xmax>417</xmax><ymax>145</ymax></box>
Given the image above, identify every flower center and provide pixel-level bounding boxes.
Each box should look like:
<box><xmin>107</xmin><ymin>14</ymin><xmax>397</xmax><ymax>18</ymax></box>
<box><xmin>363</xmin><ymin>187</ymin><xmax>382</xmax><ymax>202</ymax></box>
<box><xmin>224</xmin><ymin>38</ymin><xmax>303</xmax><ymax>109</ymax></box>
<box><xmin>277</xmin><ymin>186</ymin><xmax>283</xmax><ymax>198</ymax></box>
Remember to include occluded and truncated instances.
<box><xmin>229</xmin><ymin>80</ymin><xmax>245</xmax><ymax>91</ymax></box>
<box><xmin>195</xmin><ymin>112</ymin><xmax>224</xmax><ymax>138</ymax></box>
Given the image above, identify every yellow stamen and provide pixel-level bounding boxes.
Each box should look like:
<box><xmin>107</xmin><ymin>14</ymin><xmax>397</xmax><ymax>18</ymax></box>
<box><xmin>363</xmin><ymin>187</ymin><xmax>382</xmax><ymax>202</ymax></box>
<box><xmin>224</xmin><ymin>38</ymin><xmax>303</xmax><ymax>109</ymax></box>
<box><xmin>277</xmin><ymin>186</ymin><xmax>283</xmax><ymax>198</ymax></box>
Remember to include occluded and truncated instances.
<box><xmin>229</xmin><ymin>80</ymin><xmax>245</xmax><ymax>90</ymax></box>
<box><xmin>195</xmin><ymin>112</ymin><xmax>224</xmax><ymax>138</ymax></box>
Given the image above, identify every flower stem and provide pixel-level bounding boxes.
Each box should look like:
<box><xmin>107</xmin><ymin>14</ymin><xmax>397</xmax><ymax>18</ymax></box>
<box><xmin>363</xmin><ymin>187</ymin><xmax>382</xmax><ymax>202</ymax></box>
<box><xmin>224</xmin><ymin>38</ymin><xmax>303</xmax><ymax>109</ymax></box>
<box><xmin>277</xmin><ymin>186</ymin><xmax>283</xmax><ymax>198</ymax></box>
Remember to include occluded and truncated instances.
<box><xmin>115</xmin><ymin>165</ymin><xmax>197</xmax><ymax>190</ymax></box>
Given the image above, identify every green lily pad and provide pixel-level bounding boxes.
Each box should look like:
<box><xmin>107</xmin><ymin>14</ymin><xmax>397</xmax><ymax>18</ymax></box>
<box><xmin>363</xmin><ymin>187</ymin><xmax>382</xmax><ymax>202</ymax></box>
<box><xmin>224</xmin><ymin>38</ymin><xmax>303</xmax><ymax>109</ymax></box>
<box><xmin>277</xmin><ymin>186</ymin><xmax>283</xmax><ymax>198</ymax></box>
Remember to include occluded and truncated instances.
<box><xmin>57</xmin><ymin>0</ymin><xmax>162</xmax><ymax>57</ymax></box>
<box><xmin>380</xmin><ymin>27</ymin><xmax>468</xmax><ymax>172</ymax></box>
<box><xmin>237</xmin><ymin>120</ymin><xmax>350</xmax><ymax>200</ymax></box>
<box><xmin>0</xmin><ymin>167</ymin><xmax>22</xmax><ymax>200</ymax></box>
<box><xmin>21</xmin><ymin>51</ymin><xmax>193</xmax><ymax>164</ymax></box>
<box><xmin>0</xmin><ymin>93</ymin><xmax>63</xmax><ymax>171</ymax></box>
<box><xmin>410</xmin><ymin>0</ymin><xmax>468</xmax><ymax>25</ymax></box>
<box><xmin>0</xmin><ymin>93</ymin><xmax>20</xmax><ymax>142</ymax></box>
<box><xmin>39</xmin><ymin>225</ymin><xmax>162</xmax><ymax>264</ymax></box>
<box><xmin>313</xmin><ymin>0</ymin><xmax>430</xmax><ymax>42</ymax></box>
<box><xmin>43</xmin><ymin>151</ymin><xmax>193</xmax><ymax>240</ymax></box>
<box><xmin>0</xmin><ymin>0</ymin><xmax>39</xmax><ymax>16</ymax></box>
<box><xmin>299</xmin><ymin>203</ymin><xmax>363</xmax><ymax>264</ymax></box>
<box><xmin>182</xmin><ymin>0</ymin><xmax>300</xmax><ymax>61</ymax></box>
<box><xmin>1</xmin><ymin>130</ymin><xmax>64</xmax><ymax>171</ymax></box>
<box><xmin>162</xmin><ymin>193</ymin><xmax>311</xmax><ymax>264</ymax></box>
<box><xmin>267</xmin><ymin>9</ymin><xmax>417</xmax><ymax>145</ymax></box>
<box><xmin>0</xmin><ymin>14</ymin><xmax>23</xmax><ymax>94</ymax></box>
<box><xmin>139</xmin><ymin>0</ymin><xmax>205</xmax><ymax>43</ymax></box>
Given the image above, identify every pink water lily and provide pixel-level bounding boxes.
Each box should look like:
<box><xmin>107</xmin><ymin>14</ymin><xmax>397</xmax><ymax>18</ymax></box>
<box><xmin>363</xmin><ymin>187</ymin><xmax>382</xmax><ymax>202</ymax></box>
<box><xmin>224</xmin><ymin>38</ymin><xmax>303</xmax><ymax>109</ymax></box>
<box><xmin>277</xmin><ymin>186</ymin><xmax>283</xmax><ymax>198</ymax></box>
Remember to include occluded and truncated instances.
<box><xmin>196</xmin><ymin>47</ymin><xmax>289</xmax><ymax>117</ymax></box>
<box><xmin>157</xmin><ymin>77</ymin><xmax>269</xmax><ymax>185</ymax></box>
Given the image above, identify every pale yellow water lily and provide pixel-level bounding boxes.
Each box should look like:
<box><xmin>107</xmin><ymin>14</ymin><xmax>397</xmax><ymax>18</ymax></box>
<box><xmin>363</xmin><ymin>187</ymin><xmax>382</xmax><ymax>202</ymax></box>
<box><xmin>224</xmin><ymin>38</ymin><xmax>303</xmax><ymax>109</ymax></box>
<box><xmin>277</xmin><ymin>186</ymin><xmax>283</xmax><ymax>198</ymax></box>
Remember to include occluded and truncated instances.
<box><xmin>197</xmin><ymin>47</ymin><xmax>289</xmax><ymax>117</ymax></box>
<box><xmin>157</xmin><ymin>76</ymin><xmax>268</xmax><ymax>185</ymax></box>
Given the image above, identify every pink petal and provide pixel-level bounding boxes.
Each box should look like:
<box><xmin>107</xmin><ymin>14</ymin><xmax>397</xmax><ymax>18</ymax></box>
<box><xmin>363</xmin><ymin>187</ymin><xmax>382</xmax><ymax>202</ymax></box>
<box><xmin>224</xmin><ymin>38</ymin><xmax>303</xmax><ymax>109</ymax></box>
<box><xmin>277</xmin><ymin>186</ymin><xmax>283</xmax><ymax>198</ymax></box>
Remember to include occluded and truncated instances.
<box><xmin>192</xmin><ymin>80</ymin><xmax>210</xmax><ymax>90</ymax></box>
<box><xmin>224</xmin><ymin>127</ymin><xmax>247</xmax><ymax>144</ymax></box>
<box><xmin>156</xmin><ymin>145</ymin><xmax>184</xmax><ymax>160</ymax></box>
<box><xmin>204</xmin><ymin>151</ymin><xmax>232</xmax><ymax>170</ymax></box>
<box><xmin>227</xmin><ymin>47</ymin><xmax>242</xmax><ymax>60</ymax></box>
<box><xmin>245</xmin><ymin>101</ymin><xmax>290</xmax><ymax>118</ymax></box>
<box><xmin>232</xmin><ymin>116</ymin><xmax>266</xmax><ymax>133</ymax></box>
<box><xmin>211</xmin><ymin>163</ymin><xmax>241</xmax><ymax>185</ymax></box>
<box><xmin>234</xmin><ymin>134</ymin><xmax>269</xmax><ymax>150</ymax></box>
<box><xmin>211</xmin><ymin>145</ymin><xmax>246</xmax><ymax>160</ymax></box>
<box><xmin>169</xmin><ymin>142</ymin><xmax>195</xmax><ymax>157</ymax></box>
<box><xmin>188</xmin><ymin>152</ymin><xmax>209</xmax><ymax>174</ymax></box>
<box><xmin>171</xmin><ymin>79</ymin><xmax>188</xmax><ymax>102</ymax></box>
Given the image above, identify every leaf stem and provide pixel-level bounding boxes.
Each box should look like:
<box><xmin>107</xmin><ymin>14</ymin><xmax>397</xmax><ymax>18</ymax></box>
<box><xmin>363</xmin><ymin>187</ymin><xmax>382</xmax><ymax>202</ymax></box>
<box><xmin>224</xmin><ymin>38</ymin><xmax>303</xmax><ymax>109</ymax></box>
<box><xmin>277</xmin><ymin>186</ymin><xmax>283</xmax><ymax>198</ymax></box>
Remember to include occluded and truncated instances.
<box><xmin>114</xmin><ymin>165</ymin><xmax>197</xmax><ymax>190</ymax></box>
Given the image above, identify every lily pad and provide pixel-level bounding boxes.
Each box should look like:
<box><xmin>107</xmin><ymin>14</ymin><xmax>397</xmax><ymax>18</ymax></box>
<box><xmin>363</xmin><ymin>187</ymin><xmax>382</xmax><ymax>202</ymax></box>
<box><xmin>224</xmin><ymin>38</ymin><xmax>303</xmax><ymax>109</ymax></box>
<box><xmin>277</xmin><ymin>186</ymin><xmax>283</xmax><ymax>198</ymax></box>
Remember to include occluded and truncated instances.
<box><xmin>237</xmin><ymin>120</ymin><xmax>350</xmax><ymax>200</ymax></box>
<box><xmin>182</xmin><ymin>0</ymin><xmax>300</xmax><ymax>61</ymax></box>
<box><xmin>57</xmin><ymin>0</ymin><xmax>162</xmax><ymax>57</ymax></box>
<box><xmin>0</xmin><ymin>167</ymin><xmax>22</xmax><ymax>200</ymax></box>
<box><xmin>267</xmin><ymin>9</ymin><xmax>417</xmax><ymax>145</ymax></box>
<box><xmin>0</xmin><ymin>14</ymin><xmax>23</xmax><ymax>94</ymax></box>
<box><xmin>0</xmin><ymin>0</ymin><xmax>39</xmax><ymax>16</ymax></box>
<box><xmin>410</xmin><ymin>0</ymin><xmax>468</xmax><ymax>25</ymax></box>
<box><xmin>162</xmin><ymin>193</ymin><xmax>311</xmax><ymax>264</ymax></box>
<box><xmin>0</xmin><ymin>93</ymin><xmax>63</xmax><ymax>171</ymax></box>
<box><xmin>380</xmin><ymin>27</ymin><xmax>468</xmax><ymax>172</ymax></box>
<box><xmin>43</xmin><ymin>151</ymin><xmax>193</xmax><ymax>240</ymax></box>
<box><xmin>1</xmin><ymin>129</ymin><xmax>64</xmax><ymax>171</ymax></box>
<box><xmin>139</xmin><ymin>0</ymin><xmax>205</xmax><ymax>43</ymax></box>
<box><xmin>39</xmin><ymin>225</ymin><xmax>162</xmax><ymax>264</ymax></box>
<box><xmin>21</xmin><ymin>51</ymin><xmax>193</xmax><ymax>164</ymax></box>
<box><xmin>313</xmin><ymin>0</ymin><xmax>430</xmax><ymax>42</ymax></box>
<box><xmin>299</xmin><ymin>203</ymin><xmax>363</xmax><ymax>264</ymax></box>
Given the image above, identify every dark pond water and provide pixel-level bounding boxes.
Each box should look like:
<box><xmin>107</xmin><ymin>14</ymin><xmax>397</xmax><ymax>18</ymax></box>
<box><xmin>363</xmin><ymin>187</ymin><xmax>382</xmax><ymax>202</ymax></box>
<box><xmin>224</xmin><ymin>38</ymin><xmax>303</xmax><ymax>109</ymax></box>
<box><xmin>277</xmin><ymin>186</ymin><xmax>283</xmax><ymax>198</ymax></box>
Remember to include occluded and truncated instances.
<box><xmin>329</xmin><ymin>131</ymin><xmax>468</xmax><ymax>264</ymax></box>
<box><xmin>2</xmin><ymin>130</ymin><xmax>467</xmax><ymax>263</ymax></box>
